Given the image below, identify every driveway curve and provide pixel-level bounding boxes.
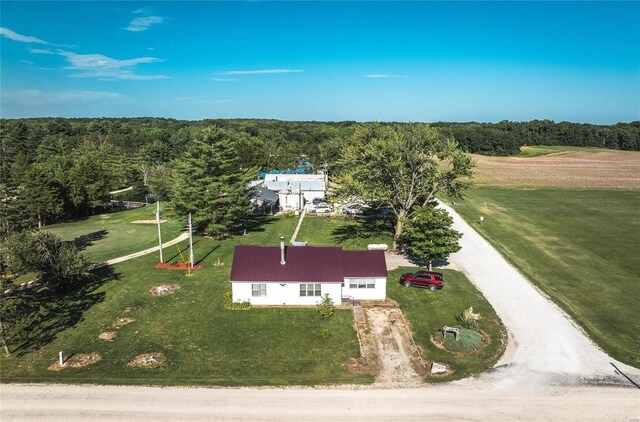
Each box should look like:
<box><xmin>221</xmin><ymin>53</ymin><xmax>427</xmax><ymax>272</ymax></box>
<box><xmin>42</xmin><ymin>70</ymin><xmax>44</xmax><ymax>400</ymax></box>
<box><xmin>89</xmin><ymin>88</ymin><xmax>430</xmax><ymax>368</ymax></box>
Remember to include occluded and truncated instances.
<box><xmin>439</xmin><ymin>202</ymin><xmax>640</xmax><ymax>387</ymax></box>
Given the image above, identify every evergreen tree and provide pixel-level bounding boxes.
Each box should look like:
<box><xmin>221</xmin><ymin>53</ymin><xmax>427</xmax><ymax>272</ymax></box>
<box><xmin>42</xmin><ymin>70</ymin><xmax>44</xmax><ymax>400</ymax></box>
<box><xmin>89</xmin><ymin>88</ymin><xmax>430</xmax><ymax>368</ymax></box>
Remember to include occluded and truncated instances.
<box><xmin>170</xmin><ymin>126</ymin><xmax>255</xmax><ymax>237</ymax></box>
<box><xmin>19</xmin><ymin>164</ymin><xmax>64</xmax><ymax>228</ymax></box>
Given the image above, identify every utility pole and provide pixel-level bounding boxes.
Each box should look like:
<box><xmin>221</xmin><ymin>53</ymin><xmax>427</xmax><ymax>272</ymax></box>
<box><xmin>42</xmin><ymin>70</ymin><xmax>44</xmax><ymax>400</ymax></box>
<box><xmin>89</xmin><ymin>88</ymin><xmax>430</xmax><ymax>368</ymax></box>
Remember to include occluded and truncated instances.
<box><xmin>156</xmin><ymin>201</ymin><xmax>163</xmax><ymax>263</ymax></box>
<box><xmin>188</xmin><ymin>213</ymin><xmax>194</xmax><ymax>268</ymax></box>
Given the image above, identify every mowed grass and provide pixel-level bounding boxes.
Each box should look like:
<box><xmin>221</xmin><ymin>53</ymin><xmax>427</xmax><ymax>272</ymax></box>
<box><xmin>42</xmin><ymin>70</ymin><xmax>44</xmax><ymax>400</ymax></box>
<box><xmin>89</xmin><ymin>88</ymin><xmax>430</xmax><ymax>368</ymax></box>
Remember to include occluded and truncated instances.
<box><xmin>297</xmin><ymin>215</ymin><xmax>394</xmax><ymax>249</ymax></box>
<box><xmin>446</xmin><ymin>187</ymin><xmax>640</xmax><ymax>367</ymax></box>
<box><xmin>44</xmin><ymin>204</ymin><xmax>183</xmax><ymax>263</ymax></box>
<box><xmin>388</xmin><ymin>267</ymin><xmax>505</xmax><ymax>381</ymax></box>
<box><xmin>1</xmin><ymin>216</ymin><xmax>371</xmax><ymax>386</ymax></box>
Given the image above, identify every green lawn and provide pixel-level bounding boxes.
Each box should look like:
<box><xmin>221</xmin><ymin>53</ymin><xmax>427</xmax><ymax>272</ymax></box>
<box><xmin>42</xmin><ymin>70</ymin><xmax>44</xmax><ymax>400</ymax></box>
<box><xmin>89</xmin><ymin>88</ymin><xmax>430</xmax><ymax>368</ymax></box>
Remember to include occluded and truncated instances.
<box><xmin>297</xmin><ymin>215</ymin><xmax>394</xmax><ymax>249</ymax></box>
<box><xmin>388</xmin><ymin>267</ymin><xmax>505</xmax><ymax>381</ymax></box>
<box><xmin>445</xmin><ymin>187</ymin><xmax>640</xmax><ymax>367</ymax></box>
<box><xmin>44</xmin><ymin>204</ymin><xmax>184</xmax><ymax>263</ymax></box>
<box><xmin>1</xmin><ymin>216</ymin><xmax>372</xmax><ymax>386</ymax></box>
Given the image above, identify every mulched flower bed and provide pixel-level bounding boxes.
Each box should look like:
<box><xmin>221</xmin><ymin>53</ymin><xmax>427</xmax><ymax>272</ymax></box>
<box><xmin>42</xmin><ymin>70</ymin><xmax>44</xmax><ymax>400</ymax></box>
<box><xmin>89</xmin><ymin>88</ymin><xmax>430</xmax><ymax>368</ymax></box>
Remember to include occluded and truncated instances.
<box><xmin>127</xmin><ymin>353</ymin><xmax>167</xmax><ymax>368</ymax></box>
<box><xmin>98</xmin><ymin>331</ymin><xmax>117</xmax><ymax>341</ymax></box>
<box><xmin>150</xmin><ymin>284</ymin><xmax>180</xmax><ymax>296</ymax></box>
<box><xmin>48</xmin><ymin>353</ymin><xmax>101</xmax><ymax>371</ymax></box>
<box><xmin>154</xmin><ymin>262</ymin><xmax>202</xmax><ymax>271</ymax></box>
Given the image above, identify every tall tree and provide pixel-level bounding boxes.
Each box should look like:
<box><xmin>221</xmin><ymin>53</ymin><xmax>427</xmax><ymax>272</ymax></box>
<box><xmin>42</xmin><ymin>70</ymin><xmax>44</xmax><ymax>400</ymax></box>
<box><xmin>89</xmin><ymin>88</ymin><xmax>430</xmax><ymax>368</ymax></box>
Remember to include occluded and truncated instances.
<box><xmin>19</xmin><ymin>165</ymin><xmax>64</xmax><ymax>228</ymax></box>
<box><xmin>170</xmin><ymin>126</ymin><xmax>255</xmax><ymax>237</ymax></box>
<box><xmin>336</xmin><ymin>123</ymin><xmax>474</xmax><ymax>249</ymax></box>
<box><xmin>6</xmin><ymin>231</ymin><xmax>91</xmax><ymax>293</ymax></box>
<box><xmin>400</xmin><ymin>206</ymin><xmax>462</xmax><ymax>270</ymax></box>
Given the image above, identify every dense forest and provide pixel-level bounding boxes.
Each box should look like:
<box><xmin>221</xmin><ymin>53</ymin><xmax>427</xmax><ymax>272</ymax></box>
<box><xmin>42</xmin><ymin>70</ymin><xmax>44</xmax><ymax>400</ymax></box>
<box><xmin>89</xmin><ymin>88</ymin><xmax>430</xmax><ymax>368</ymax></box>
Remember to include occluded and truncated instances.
<box><xmin>1</xmin><ymin>117</ymin><xmax>639</xmax><ymax>236</ymax></box>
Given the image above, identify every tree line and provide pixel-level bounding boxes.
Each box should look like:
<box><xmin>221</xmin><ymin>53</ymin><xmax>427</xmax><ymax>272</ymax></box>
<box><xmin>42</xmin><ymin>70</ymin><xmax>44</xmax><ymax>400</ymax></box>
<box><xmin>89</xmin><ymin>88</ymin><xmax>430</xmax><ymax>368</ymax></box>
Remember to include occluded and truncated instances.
<box><xmin>1</xmin><ymin>117</ymin><xmax>638</xmax><ymax>237</ymax></box>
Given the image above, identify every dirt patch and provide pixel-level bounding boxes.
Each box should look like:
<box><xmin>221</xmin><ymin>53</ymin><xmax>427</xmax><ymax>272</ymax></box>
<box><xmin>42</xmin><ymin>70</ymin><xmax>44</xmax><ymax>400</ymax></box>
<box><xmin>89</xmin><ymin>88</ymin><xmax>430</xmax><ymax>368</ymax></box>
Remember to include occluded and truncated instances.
<box><xmin>473</xmin><ymin>150</ymin><xmax>640</xmax><ymax>190</ymax></box>
<box><xmin>130</xmin><ymin>219</ymin><xmax>167</xmax><ymax>224</ymax></box>
<box><xmin>353</xmin><ymin>307</ymin><xmax>426</xmax><ymax>386</ymax></box>
<box><xmin>113</xmin><ymin>317</ymin><xmax>135</xmax><ymax>329</ymax></box>
<box><xmin>100</xmin><ymin>214</ymin><xmax>110</xmax><ymax>220</ymax></box>
<box><xmin>48</xmin><ymin>353</ymin><xmax>101</xmax><ymax>371</ymax></box>
<box><xmin>98</xmin><ymin>331</ymin><xmax>117</xmax><ymax>341</ymax></box>
<box><xmin>150</xmin><ymin>284</ymin><xmax>180</xmax><ymax>296</ymax></box>
<box><xmin>127</xmin><ymin>353</ymin><xmax>167</xmax><ymax>368</ymax></box>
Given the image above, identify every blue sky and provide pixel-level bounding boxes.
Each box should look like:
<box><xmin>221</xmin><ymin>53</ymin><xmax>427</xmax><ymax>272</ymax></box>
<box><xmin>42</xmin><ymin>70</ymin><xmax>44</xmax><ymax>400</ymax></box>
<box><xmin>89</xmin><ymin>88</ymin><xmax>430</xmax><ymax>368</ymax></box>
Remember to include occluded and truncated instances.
<box><xmin>1</xmin><ymin>1</ymin><xmax>639</xmax><ymax>123</ymax></box>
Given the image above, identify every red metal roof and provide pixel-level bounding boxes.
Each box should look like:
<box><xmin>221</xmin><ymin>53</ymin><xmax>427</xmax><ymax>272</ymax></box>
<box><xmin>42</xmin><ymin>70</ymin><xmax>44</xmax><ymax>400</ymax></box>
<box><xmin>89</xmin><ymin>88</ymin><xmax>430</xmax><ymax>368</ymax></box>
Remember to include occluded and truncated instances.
<box><xmin>230</xmin><ymin>245</ymin><xmax>387</xmax><ymax>283</ymax></box>
<box><xmin>342</xmin><ymin>250</ymin><xmax>387</xmax><ymax>278</ymax></box>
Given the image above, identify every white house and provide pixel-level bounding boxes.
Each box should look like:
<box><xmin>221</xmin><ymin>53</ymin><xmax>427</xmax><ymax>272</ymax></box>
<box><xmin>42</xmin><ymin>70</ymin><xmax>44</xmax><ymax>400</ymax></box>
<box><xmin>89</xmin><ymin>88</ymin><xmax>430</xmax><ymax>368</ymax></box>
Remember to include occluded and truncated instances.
<box><xmin>230</xmin><ymin>238</ymin><xmax>387</xmax><ymax>306</ymax></box>
<box><xmin>277</xmin><ymin>186</ymin><xmax>305</xmax><ymax>211</ymax></box>
<box><xmin>263</xmin><ymin>173</ymin><xmax>327</xmax><ymax>204</ymax></box>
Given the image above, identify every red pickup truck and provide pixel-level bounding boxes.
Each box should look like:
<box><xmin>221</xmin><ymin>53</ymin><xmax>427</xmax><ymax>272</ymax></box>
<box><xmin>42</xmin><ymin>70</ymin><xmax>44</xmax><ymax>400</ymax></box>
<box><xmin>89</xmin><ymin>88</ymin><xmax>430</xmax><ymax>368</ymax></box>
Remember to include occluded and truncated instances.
<box><xmin>399</xmin><ymin>271</ymin><xmax>444</xmax><ymax>291</ymax></box>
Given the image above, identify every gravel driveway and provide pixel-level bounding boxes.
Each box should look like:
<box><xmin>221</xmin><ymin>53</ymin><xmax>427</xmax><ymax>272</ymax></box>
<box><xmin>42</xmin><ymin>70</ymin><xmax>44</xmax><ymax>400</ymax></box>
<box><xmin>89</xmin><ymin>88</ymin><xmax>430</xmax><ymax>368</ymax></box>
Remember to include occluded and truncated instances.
<box><xmin>439</xmin><ymin>202</ymin><xmax>640</xmax><ymax>387</ymax></box>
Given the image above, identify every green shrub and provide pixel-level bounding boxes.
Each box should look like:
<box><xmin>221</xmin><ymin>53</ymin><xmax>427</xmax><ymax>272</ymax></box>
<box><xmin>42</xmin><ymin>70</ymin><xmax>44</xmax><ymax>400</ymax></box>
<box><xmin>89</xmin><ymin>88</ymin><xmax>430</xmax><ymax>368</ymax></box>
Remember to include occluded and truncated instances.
<box><xmin>316</xmin><ymin>294</ymin><xmax>335</xmax><ymax>319</ymax></box>
<box><xmin>321</xmin><ymin>328</ymin><xmax>331</xmax><ymax>338</ymax></box>
<box><xmin>457</xmin><ymin>306</ymin><xmax>481</xmax><ymax>329</ymax></box>
<box><xmin>223</xmin><ymin>290</ymin><xmax>251</xmax><ymax>310</ymax></box>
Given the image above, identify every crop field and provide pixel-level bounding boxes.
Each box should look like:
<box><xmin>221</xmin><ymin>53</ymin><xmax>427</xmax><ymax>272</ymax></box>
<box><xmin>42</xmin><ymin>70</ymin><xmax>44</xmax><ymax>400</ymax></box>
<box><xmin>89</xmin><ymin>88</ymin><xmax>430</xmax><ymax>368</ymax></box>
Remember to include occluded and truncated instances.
<box><xmin>44</xmin><ymin>205</ymin><xmax>183</xmax><ymax>263</ymax></box>
<box><xmin>472</xmin><ymin>148</ymin><xmax>640</xmax><ymax>189</ymax></box>
<box><xmin>447</xmin><ymin>187</ymin><xmax>640</xmax><ymax>366</ymax></box>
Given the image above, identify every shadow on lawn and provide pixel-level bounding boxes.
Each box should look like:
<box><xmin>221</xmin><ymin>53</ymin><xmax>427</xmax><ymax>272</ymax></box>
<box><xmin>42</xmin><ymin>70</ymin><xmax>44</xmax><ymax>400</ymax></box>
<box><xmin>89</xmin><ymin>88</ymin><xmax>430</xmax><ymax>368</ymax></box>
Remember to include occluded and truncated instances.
<box><xmin>331</xmin><ymin>216</ymin><xmax>394</xmax><ymax>246</ymax></box>
<box><xmin>7</xmin><ymin>265</ymin><xmax>120</xmax><ymax>357</ymax></box>
<box><xmin>69</xmin><ymin>230</ymin><xmax>108</xmax><ymax>252</ymax></box>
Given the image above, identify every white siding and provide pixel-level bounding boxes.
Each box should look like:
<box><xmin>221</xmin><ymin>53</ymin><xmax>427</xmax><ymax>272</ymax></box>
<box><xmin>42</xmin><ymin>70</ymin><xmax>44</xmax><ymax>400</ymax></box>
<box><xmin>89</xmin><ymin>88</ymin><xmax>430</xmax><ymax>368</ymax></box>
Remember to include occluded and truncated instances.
<box><xmin>342</xmin><ymin>277</ymin><xmax>387</xmax><ymax>301</ymax></box>
<box><xmin>265</xmin><ymin>174</ymin><xmax>325</xmax><ymax>183</ymax></box>
<box><xmin>279</xmin><ymin>192</ymin><xmax>304</xmax><ymax>211</ymax></box>
<box><xmin>231</xmin><ymin>281</ymin><xmax>342</xmax><ymax>306</ymax></box>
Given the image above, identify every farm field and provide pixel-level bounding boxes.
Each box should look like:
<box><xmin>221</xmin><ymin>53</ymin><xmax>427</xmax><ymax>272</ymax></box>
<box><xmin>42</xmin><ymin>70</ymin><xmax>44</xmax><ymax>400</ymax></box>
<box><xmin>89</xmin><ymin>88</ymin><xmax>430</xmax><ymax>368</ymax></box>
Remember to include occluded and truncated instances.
<box><xmin>446</xmin><ymin>187</ymin><xmax>640</xmax><ymax>366</ymax></box>
<box><xmin>44</xmin><ymin>205</ymin><xmax>184</xmax><ymax>263</ymax></box>
<box><xmin>472</xmin><ymin>147</ymin><xmax>640</xmax><ymax>189</ymax></box>
<box><xmin>0</xmin><ymin>216</ymin><xmax>374</xmax><ymax>386</ymax></box>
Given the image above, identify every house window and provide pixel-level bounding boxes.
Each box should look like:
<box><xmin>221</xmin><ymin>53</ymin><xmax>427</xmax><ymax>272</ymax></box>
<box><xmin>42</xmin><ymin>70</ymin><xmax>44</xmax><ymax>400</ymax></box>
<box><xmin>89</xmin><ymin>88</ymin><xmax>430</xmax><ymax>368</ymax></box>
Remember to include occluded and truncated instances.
<box><xmin>251</xmin><ymin>284</ymin><xmax>266</xmax><ymax>297</ymax></box>
<box><xmin>300</xmin><ymin>283</ymin><xmax>321</xmax><ymax>297</ymax></box>
<box><xmin>348</xmin><ymin>278</ymin><xmax>375</xmax><ymax>289</ymax></box>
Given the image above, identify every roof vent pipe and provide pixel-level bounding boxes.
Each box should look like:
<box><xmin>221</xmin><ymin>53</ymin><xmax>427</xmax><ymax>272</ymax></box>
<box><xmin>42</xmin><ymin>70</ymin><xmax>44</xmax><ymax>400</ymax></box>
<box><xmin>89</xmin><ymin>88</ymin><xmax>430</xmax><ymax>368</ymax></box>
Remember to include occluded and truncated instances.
<box><xmin>280</xmin><ymin>236</ymin><xmax>286</xmax><ymax>265</ymax></box>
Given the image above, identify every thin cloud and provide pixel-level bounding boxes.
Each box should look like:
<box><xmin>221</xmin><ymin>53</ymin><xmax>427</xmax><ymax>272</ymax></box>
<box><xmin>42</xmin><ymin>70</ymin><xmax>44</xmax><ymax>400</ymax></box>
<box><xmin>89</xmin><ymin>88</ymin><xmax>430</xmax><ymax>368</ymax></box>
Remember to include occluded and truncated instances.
<box><xmin>19</xmin><ymin>60</ymin><xmax>34</xmax><ymax>65</ymax></box>
<box><xmin>364</xmin><ymin>74</ymin><xmax>408</xmax><ymax>79</ymax></box>
<box><xmin>125</xmin><ymin>16</ymin><xmax>164</xmax><ymax>32</ymax></box>
<box><xmin>222</xmin><ymin>69</ymin><xmax>303</xmax><ymax>75</ymax></box>
<box><xmin>1</xmin><ymin>27</ymin><xmax>49</xmax><ymax>44</ymax></box>
<box><xmin>2</xmin><ymin>89</ymin><xmax>122</xmax><ymax>105</ymax></box>
<box><xmin>29</xmin><ymin>47</ymin><xmax>55</xmax><ymax>55</ymax></box>
<box><xmin>55</xmin><ymin>50</ymin><xmax>168</xmax><ymax>80</ymax></box>
<box><xmin>209</xmin><ymin>77</ymin><xmax>238</xmax><ymax>82</ymax></box>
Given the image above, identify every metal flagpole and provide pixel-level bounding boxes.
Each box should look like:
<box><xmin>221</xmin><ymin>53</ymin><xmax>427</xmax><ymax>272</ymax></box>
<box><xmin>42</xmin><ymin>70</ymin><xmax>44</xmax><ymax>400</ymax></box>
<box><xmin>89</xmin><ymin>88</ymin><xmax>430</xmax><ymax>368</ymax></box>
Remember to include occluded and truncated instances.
<box><xmin>188</xmin><ymin>213</ymin><xmax>194</xmax><ymax>268</ymax></box>
<box><xmin>156</xmin><ymin>202</ymin><xmax>163</xmax><ymax>263</ymax></box>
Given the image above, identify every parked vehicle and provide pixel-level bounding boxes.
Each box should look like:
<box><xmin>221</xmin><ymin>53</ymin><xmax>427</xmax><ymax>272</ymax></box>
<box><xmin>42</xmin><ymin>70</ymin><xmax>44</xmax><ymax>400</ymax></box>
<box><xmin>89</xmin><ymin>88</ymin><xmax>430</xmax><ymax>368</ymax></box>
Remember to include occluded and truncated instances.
<box><xmin>312</xmin><ymin>198</ymin><xmax>327</xmax><ymax>205</ymax></box>
<box><xmin>310</xmin><ymin>205</ymin><xmax>332</xmax><ymax>213</ymax></box>
<box><xmin>399</xmin><ymin>271</ymin><xmax>444</xmax><ymax>291</ymax></box>
<box><xmin>342</xmin><ymin>204</ymin><xmax>367</xmax><ymax>215</ymax></box>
